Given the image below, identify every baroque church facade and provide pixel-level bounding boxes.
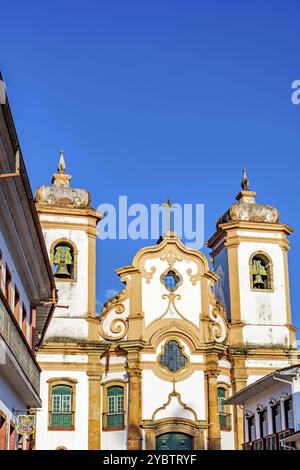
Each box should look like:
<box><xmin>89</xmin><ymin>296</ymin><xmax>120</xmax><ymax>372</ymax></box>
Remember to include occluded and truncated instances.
<box><xmin>35</xmin><ymin>155</ymin><xmax>298</xmax><ymax>450</ymax></box>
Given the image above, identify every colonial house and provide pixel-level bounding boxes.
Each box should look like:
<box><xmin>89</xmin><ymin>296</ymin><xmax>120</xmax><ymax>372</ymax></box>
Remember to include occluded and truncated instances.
<box><xmin>0</xmin><ymin>78</ymin><xmax>56</xmax><ymax>450</ymax></box>
<box><xmin>35</xmin><ymin>156</ymin><xmax>299</xmax><ymax>450</ymax></box>
<box><xmin>226</xmin><ymin>364</ymin><xmax>300</xmax><ymax>450</ymax></box>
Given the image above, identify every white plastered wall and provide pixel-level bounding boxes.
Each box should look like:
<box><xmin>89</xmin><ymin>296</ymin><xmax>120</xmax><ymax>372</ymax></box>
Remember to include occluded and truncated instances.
<box><xmin>238</xmin><ymin>239</ymin><xmax>289</xmax><ymax>347</ymax></box>
<box><xmin>142</xmin><ymin>257</ymin><xmax>201</xmax><ymax>328</ymax></box>
<box><xmin>35</xmin><ymin>368</ymin><xmax>89</xmax><ymax>450</ymax></box>
<box><xmin>40</xmin><ymin>215</ymin><xmax>90</xmax><ymax>342</ymax></box>
<box><xmin>101</xmin><ymin>369</ymin><xmax>128</xmax><ymax>450</ymax></box>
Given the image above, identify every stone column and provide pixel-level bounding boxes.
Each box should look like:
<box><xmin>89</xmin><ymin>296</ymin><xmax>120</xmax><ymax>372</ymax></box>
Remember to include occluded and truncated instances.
<box><xmin>231</xmin><ymin>355</ymin><xmax>248</xmax><ymax>450</ymax></box>
<box><xmin>143</xmin><ymin>425</ymin><xmax>156</xmax><ymax>450</ymax></box>
<box><xmin>87</xmin><ymin>356</ymin><xmax>103</xmax><ymax>450</ymax></box>
<box><xmin>194</xmin><ymin>428</ymin><xmax>205</xmax><ymax>450</ymax></box>
<box><xmin>126</xmin><ymin>349</ymin><xmax>143</xmax><ymax>450</ymax></box>
<box><xmin>206</xmin><ymin>369</ymin><xmax>221</xmax><ymax>450</ymax></box>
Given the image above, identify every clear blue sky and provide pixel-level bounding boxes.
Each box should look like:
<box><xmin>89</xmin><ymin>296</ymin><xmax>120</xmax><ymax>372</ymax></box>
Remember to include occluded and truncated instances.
<box><xmin>1</xmin><ymin>0</ymin><xmax>300</xmax><ymax>337</ymax></box>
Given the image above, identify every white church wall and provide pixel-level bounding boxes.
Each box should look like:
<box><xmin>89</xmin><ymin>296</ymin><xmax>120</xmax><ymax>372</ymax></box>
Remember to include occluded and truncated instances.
<box><xmin>246</xmin><ymin>359</ymin><xmax>290</xmax><ymax>370</ymax></box>
<box><xmin>238</xmin><ymin>240</ymin><xmax>289</xmax><ymax>347</ymax></box>
<box><xmin>44</xmin><ymin>318</ymin><xmax>89</xmax><ymax>342</ymax></box>
<box><xmin>101</xmin><ymin>429</ymin><xmax>127</xmax><ymax>450</ymax></box>
<box><xmin>35</xmin><ymin>369</ymin><xmax>89</xmax><ymax>450</ymax></box>
<box><xmin>142</xmin><ymin>257</ymin><xmax>201</xmax><ymax>328</ymax></box>
<box><xmin>37</xmin><ymin>354</ymin><xmax>88</xmax><ymax>364</ymax></box>
<box><xmin>41</xmin><ymin>224</ymin><xmax>89</xmax><ymax>319</ymax></box>
<box><xmin>142</xmin><ymin>370</ymin><xmax>206</xmax><ymax>421</ymax></box>
<box><xmin>243</xmin><ymin>325</ymin><xmax>288</xmax><ymax>349</ymax></box>
<box><xmin>221</xmin><ymin>430</ymin><xmax>235</xmax><ymax>450</ymax></box>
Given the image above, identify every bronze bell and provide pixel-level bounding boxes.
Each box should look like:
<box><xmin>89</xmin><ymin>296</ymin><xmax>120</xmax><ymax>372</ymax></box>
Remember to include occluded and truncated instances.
<box><xmin>53</xmin><ymin>245</ymin><xmax>72</xmax><ymax>278</ymax></box>
<box><xmin>253</xmin><ymin>274</ymin><xmax>264</xmax><ymax>288</ymax></box>
<box><xmin>55</xmin><ymin>262</ymin><xmax>71</xmax><ymax>278</ymax></box>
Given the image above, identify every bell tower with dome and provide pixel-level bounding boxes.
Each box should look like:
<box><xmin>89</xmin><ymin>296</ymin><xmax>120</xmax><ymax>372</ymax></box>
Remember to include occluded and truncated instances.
<box><xmin>207</xmin><ymin>170</ymin><xmax>296</xmax><ymax>351</ymax></box>
<box><xmin>35</xmin><ymin>151</ymin><xmax>102</xmax><ymax>342</ymax></box>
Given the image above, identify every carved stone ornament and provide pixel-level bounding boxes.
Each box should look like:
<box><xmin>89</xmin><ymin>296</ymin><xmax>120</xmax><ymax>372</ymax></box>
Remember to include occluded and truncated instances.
<box><xmin>99</xmin><ymin>288</ymin><xmax>129</xmax><ymax>341</ymax></box>
<box><xmin>36</xmin><ymin>185</ymin><xmax>91</xmax><ymax>208</ymax></box>
<box><xmin>35</xmin><ymin>151</ymin><xmax>91</xmax><ymax>208</ymax></box>
<box><xmin>209</xmin><ymin>296</ymin><xmax>228</xmax><ymax>344</ymax></box>
<box><xmin>216</xmin><ymin>176</ymin><xmax>280</xmax><ymax>227</ymax></box>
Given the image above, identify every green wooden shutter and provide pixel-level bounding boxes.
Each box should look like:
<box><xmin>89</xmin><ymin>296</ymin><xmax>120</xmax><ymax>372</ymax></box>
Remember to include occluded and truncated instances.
<box><xmin>107</xmin><ymin>386</ymin><xmax>124</xmax><ymax>429</ymax></box>
<box><xmin>218</xmin><ymin>388</ymin><xmax>227</xmax><ymax>430</ymax></box>
<box><xmin>51</xmin><ymin>385</ymin><xmax>72</xmax><ymax>428</ymax></box>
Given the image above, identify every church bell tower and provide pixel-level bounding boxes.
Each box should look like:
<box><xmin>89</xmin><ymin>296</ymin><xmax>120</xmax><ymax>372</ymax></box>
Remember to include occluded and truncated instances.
<box><xmin>35</xmin><ymin>151</ymin><xmax>102</xmax><ymax>342</ymax></box>
<box><xmin>207</xmin><ymin>170</ymin><xmax>296</xmax><ymax>350</ymax></box>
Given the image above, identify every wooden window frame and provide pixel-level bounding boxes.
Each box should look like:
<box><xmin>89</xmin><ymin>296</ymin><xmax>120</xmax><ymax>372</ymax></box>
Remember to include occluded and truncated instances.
<box><xmin>258</xmin><ymin>407</ymin><xmax>268</xmax><ymax>439</ymax></box>
<box><xmin>29</xmin><ymin>305</ymin><xmax>36</xmax><ymax>351</ymax></box>
<box><xmin>21</xmin><ymin>303</ymin><xmax>27</xmax><ymax>338</ymax></box>
<box><xmin>47</xmin><ymin>378</ymin><xmax>77</xmax><ymax>431</ymax></box>
<box><xmin>0</xmin><ymin>410</ymin><xmax>7</xmax><ymax>450</ymax></box>
<box><xmin>102</xmin><ymin>380</ymin><xmax>127</xmax><ymax>432</ymax></box>
<box><xmin>271</xmin><ymin>401</ymin><xmax>282</xmax><ymax>434</ymax></box>
<box><xmin>5</xmin><ymin>264</ymin><xmax>12</xmax><ymax>307</ymax></box>
<box><xmin>0</xmin><ymin>250</ymin><xmax>2</xmax><ymax>292</ymax></box>
<box><xmin>14</xmin><ymin>286</ymin><xmax>20</xmax><ymax>324</ymax></box>
<box><xmin>217</xmin><ymin>383</ymin><xmax>232</xmax><ymax>432</ymax></box>
<box><xmin>246</xmin><ymin>413</ymin><xmax>256</xmax><ymax>443</ymax></box>
<box><xmin>283</xmin><ymin>396</ymin><xmax>294</xmax><ymax>431</ymax></box>
<box><xmin>9</xmin><ymin>421</ymin><xmax>16</xmax><ymax>450</ymax></box>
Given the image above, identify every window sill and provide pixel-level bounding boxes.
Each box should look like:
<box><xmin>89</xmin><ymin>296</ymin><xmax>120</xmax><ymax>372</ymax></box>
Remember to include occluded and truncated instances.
<box><xmin>250</xmin><ymin>288</ymin><xmax>274</xmax><ymax>293</ymax></box>
<box><xmin>220</xmin><ymin>427</ymin><xmax>232</xmax><ymax>432</ymax></box>
<box><xmin>102</xmin><ymin>427</ymin><xmax>126</xmax><ymax>432</ymax></box>
<box><xmin>48</xmin><ymin>427</ymin><xmax>75</xmax><ymax>432</ymax></box>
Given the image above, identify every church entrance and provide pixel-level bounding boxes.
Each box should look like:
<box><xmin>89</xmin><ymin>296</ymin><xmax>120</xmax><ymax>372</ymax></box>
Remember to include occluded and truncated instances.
<box><xmin>156</xmin><ymin>433</ymin><xmax>193</xmax><ymax>450</ymax></box>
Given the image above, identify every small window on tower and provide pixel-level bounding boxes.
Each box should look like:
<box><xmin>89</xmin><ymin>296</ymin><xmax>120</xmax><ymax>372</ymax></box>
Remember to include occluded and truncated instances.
<box><xmin>250</xmin><ymin>252</ymin><xmax>273</xmax><ymax>291</ymax></box>
<box><xmin>161</xmin><ymin>269</ymin><xmax>182</xmax><ymax>292</ymax></box>
<box><xmin>53</xmin><ymin>244</ymin><xmax>74</xmax><ymax>279</ymax></box>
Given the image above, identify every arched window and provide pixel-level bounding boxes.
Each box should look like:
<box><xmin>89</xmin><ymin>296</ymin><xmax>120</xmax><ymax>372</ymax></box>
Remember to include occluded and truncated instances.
<box><xmin>250</xmin><ymin>252</ymin><xmax>273</xmax><ymax>291</ymax></box>
<box><xmin>50</xmin><ymin>239</ymin><xmax>78</xmax><ymax>281</ymax></box>
<box><xmin>103</xmin><ymin>384</ymin><xmax>126</xmax><ymax>431</ymax></box>
<box><xmin>47</xmin><ymin>378</ymin><xmax>77</xmax><ymax>430</ymax></box>
<box><xmin>217</xmin><ymin>386</ymin><xmax>231</xmax><ymax>431</ymax></box>
<box><xmin>159</xmin><ymin>339</ymin><xmax>188</xmax><ymax>373</ymax></box>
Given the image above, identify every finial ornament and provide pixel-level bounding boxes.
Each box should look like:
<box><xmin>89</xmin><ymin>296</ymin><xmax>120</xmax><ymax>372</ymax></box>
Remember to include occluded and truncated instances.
<box><xmin>58</xmin><ymin>150</ymin><xmax>66</xmax><ymax>174</ymax></box>
<box><xmin>160</xmin><ymin>196</ymin><xmax>177</xmax><ymax>236</ymax></box>
<box><xmin>241</xmin><ymin>168</ymin><xmax>249</xmax><ymax>191</ymax></box>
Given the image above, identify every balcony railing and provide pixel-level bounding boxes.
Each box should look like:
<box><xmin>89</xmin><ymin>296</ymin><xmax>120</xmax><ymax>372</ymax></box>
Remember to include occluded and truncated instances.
<box><xmin>49</xmin><ymin>412</ymin><xmax>75</xmax><ymax>430</ymax></box>
<box><xmin>102</xmin><ymin>413</ymin><xmax>125</xmax><ymax>431</ymax></box>
<box><xmin>242</xmin><ymin>429</ymin><xmax>295</xmax><ymax>451</ymax></box>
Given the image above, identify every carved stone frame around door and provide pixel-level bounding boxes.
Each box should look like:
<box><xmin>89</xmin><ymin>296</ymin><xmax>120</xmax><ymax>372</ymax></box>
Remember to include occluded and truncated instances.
<box><xmin>142</xmin><ymin>417</ymin><xmax>207</xmax><ymax>450</ymax></box>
